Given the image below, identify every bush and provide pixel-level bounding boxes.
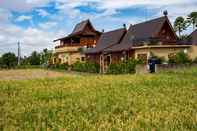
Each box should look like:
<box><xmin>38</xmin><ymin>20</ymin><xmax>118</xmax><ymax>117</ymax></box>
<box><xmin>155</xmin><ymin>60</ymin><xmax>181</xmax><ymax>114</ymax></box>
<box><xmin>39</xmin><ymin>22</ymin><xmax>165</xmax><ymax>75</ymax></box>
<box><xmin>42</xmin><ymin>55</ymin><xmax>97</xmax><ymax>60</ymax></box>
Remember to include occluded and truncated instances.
<box><xmin>168</xmin><ymin>51</ymin><xmax>191</xmax><ymax>64</ymax></box>
<box><xmin>107</xmin><ymin>59</ymin><xmax>140</xmax><ymax>74</ymax></box>
<box><xmin>192</xmin><ymin>57</ymin><xmax>197</xmax><ymax>64</ymax></box>
<box><xmin>48</xmin><ymin>63</ymin><xmax>69</xmax><ymax>70</ymax></box>
<box><xmin>72</xmin><ymin>61</ymin><xmax>100</xmax><ymax>73</ymax></box>
<box><xmin>175</xmin><ymin>51</ymin><xmax>191</xmax><ymax>64</ymax></box>
<box><xmin>16</xmin><ymin>65</ymin><xmax>41</xmax><ymax>69</ymax></box>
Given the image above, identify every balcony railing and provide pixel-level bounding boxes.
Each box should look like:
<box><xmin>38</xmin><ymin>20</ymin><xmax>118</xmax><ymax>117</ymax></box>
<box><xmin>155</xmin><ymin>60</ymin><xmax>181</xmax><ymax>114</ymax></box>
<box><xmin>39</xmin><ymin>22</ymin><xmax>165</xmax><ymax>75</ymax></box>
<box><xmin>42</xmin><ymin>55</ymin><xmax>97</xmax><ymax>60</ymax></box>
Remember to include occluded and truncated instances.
<box><xmin>55</xmin><ymin>45</ymin><xmax>81</xmax><ymax>53</ymax></box>
<box><xmin>55</xmin><ymin>43</ymin><xmax>80</xmax><ymax>49</ymax></box>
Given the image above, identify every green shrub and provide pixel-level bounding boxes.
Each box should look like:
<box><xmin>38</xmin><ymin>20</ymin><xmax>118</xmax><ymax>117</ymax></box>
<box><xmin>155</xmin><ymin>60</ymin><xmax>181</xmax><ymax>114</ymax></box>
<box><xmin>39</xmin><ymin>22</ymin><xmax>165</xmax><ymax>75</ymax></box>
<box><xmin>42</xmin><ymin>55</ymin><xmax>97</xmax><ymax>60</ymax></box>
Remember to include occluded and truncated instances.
<box><xmin>48</xmin><ymin>63</ymin><xmax>69</xmax><ymax>70</ymax></box>
<box><xmin>168</xmin><ymin>56</ymin><xmax>176</xmax><ymax>64</ymax></box>
<box><xmin>192</xmin><ymin>57</ymin><xmax>197</xmax><ymax>64</ymax></box>
<box><xmin>107</xmin><ymin>59</ymin><xmax>140</xmax><ymax>74</ymax></box>
<box><xmin>72</xmin><ymin>61</ymin><xmax>100</xmax><ymax>73</ymax></box>
<box><xmin>175</xmin><ymin>51</ymin><xmax>191</xmax><ymax>64</ymax></box>
<box><xmin>16</xmin><ymin>65</ymin><xmax>41</xmax><ymax>69</ymax></box>
<box><xmin>168</xmin><ymin>51</ymin><xmax>191</xmax><ymax>64</ymax></box>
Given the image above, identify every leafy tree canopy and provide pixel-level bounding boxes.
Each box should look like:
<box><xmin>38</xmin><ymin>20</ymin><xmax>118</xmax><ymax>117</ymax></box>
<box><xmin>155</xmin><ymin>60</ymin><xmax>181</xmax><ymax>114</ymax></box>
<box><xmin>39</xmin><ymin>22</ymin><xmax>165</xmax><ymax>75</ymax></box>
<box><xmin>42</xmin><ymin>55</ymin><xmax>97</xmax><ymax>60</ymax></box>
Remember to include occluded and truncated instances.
<box><xmin>1</xmin><ymin>52</ymin><xmax>17</xmax><ymax>68</ymax></box>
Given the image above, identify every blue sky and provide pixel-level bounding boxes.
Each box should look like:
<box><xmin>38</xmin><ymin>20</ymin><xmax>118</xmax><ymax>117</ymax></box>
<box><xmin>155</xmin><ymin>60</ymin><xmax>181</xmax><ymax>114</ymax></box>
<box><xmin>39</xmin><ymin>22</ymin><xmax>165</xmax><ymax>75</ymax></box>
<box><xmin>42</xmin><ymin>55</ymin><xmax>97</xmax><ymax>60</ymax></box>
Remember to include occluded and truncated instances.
<box><xmin>0</xmin><ymin>0</ymin><xmax>196</xmax><ymax>56</ymax></box>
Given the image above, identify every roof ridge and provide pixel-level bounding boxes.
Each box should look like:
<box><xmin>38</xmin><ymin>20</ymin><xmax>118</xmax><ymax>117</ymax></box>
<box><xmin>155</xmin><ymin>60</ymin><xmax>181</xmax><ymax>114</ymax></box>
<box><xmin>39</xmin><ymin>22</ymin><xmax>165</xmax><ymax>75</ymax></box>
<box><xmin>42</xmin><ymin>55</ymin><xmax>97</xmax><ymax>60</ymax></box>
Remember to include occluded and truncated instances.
<box><xmin>103</xmin><ymin>28</ymin><xmax>126</xmax><ymax>34</ymax></box>
<box><xmin>131</xmin><ymin>16</ymin><xmax>166</xmax><ymax>27</ymax></box>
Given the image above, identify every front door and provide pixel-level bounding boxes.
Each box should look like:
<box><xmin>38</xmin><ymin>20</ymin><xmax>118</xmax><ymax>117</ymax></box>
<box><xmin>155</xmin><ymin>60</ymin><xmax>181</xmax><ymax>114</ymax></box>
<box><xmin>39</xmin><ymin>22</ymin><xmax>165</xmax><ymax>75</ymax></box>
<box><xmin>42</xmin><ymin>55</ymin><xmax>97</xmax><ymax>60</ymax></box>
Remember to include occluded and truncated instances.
<box><xmin>100</xmin><ymin>54</ymin><xmax>111</xmax><ymax>73</ymax></box>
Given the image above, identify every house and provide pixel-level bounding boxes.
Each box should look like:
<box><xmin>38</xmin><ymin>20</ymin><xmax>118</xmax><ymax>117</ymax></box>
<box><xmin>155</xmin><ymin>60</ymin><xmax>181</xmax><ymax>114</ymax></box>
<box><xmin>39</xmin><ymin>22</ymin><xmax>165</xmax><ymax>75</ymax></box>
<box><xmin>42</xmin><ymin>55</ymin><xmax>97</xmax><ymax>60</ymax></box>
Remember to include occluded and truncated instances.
<box><xmin>53</xmin><ymin>19</ymin><xmax>101</xmax><ymax>65</ymax></box>
<box><xmin>85</xmin><ymin>15</ymin><xmax>192</xmax><ymax>73</ymax></box>
<box><xmin>188</xmin><ymin>29</ymin><xmax>197</xmax><ymax>59</ymax></box>
<box><xmin>85</xmin><ymin>28</ymin><xmax>127</xmax><ymax>72</ymax></box>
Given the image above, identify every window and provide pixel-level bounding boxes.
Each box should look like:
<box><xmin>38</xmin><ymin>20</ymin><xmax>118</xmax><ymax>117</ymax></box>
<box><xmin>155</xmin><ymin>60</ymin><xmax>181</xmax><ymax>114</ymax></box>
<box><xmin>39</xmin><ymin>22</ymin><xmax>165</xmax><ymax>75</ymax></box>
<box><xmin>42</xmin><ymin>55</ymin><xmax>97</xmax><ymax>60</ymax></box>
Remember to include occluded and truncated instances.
<box><xmin>137</xmin><ymin>53</ymin><xmax>148</xmax><ymax>63</ymax></box>
<box><xmin>76</xmin><ymin>58</ymin><xmax>80</xmax><ymax>61</ymax></box>
<box><xmin>168</xmin><ymin>53</ymin><xmax>175</xmax><ymax>59</ymax></box>
<box><xmin>106</xmin><ymin>55</ymin><xmax>111</xmax><ymax>65</ymax></box>
<box><xmin>87</xmin><ymin>45</ymin><xmax>93</xmax><ymax>48</ymax></box>
<box><xmin>54</xmin><ymin>58</ymin><xmax>57</xmax><ymax>63</ymax></box>
<box><xmin>81</xmin><ymin>57</ymin><xmax>85</xmax><ymax>62</ymax></box>
<box><xmin>58</xmin><ymin>58</ymin><xmax>62</xmax><ymax>63</ymax></box>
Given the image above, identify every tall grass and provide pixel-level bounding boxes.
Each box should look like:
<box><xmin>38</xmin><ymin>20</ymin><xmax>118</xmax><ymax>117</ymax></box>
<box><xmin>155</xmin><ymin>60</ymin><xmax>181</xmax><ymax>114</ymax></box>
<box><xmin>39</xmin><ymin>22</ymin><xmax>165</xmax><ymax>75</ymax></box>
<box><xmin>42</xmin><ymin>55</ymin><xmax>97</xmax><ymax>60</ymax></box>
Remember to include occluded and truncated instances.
<box><xmin>0</xmin><ymin>68</ymin><xmax>197</xmax><ymax>130</ymax></box>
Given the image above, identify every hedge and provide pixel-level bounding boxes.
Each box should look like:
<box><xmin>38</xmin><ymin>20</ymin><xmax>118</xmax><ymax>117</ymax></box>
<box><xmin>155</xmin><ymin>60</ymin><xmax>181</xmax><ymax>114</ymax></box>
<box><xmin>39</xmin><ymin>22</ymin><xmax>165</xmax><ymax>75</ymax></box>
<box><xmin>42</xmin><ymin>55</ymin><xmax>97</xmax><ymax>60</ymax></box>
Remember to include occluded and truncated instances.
<box><xmin>71</xmin><ymin>61</ymin><xmax>100</xmax><ymax>73</ymax></box>
<box><xmin>107</xmin><ymin>59</ymin><xmax>142</xmax><ymax>74</ymax></box>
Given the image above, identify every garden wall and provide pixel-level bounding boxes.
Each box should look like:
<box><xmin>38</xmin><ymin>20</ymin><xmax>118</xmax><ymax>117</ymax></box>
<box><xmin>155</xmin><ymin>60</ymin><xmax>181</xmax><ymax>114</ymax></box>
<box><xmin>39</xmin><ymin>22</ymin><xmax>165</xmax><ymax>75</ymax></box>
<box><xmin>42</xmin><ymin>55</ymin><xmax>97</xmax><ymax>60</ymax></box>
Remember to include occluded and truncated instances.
<box><xmin>156</xmin><ymin>64</ymin><xmax>197</xmax><ymax>73</ymax></box>
<box><xmin>135</xmin><ymin>65</ymin><xmax>149</xmax><ymax>74</ymax></box>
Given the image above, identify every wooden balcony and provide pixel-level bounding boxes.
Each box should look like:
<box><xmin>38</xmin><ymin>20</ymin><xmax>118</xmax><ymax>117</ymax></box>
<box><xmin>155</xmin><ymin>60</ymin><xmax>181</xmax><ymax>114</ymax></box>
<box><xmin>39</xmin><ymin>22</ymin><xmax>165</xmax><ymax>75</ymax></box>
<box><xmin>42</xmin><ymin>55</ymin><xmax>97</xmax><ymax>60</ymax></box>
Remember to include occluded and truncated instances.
<box><xmin>55</xmin><ymin>44</ymin><xmax>81</xmax><ymax>53</ymax></box>
<box><xmin>55</xmin><ymin>43</ymin><xmax>81</xmax><ymax>49</ymax></box>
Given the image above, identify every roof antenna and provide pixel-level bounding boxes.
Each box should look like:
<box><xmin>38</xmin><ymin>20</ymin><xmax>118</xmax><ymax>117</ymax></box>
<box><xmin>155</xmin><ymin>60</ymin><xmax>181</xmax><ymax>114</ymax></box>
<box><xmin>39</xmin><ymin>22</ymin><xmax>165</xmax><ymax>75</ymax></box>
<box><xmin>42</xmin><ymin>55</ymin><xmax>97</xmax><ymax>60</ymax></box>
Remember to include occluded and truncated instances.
<box><xmin>163</xmin><ymin>10</ymin><xmax>168</xmax><ymax>16</ymax></box>
<box><xmin>123</xmin><ymin>24</ymin><xmax>126</xmax><ymax>29</ymax></box>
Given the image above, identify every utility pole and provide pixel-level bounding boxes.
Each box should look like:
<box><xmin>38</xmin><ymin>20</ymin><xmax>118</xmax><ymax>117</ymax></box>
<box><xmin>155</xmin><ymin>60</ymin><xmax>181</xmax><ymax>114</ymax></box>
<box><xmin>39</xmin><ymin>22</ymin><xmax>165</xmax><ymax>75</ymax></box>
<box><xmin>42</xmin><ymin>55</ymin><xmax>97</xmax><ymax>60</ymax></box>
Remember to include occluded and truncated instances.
<box><xmin>17</xmin><ymin>41</ymin><xmax>21</xmax><ymax>66</ymax></box>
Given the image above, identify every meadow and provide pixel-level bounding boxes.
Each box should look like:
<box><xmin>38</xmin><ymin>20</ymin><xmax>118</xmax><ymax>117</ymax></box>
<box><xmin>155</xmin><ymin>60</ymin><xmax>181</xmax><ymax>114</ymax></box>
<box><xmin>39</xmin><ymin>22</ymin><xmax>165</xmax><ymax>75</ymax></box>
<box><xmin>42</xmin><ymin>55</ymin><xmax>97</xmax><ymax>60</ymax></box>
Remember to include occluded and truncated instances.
<box><xmin>0</xmin><ymin>68</ymin><xmax>197</xmax><ymax>130</ymax></box>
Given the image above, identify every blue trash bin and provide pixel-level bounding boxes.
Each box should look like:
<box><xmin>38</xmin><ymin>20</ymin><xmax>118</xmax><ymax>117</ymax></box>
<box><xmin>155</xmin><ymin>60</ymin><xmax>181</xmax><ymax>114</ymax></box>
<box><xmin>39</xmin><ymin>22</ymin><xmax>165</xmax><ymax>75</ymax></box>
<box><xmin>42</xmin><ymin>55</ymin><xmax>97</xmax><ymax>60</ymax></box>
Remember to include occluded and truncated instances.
<box><xmin>148</xmin><ymin>58</ymin><xmax>160</xmax><ymax>73</ymax></box>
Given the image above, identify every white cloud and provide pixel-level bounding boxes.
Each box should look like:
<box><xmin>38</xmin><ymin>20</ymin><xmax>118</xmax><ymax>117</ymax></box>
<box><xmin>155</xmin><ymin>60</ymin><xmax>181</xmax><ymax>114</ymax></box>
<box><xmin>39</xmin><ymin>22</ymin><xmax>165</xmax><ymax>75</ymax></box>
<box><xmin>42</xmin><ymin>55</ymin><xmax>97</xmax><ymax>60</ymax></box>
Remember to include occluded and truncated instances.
<box><xmin>0</xmin><ymin>23</ymin><xmax>64</xmax><ymax>56</ymax></box>
<box><xmin>0</xmin><ymin>0</ymin><xmax>50</xmax><ymax>12</ymax></box>
<box><xmin>52</xmin><ymin>0</ymin><xmax>197</xmax><ymax>26</ymax></box>
<box><xmin>16</xmin><ymin>15</ymin><xmax>32</xmax><ymax>22</ymax></box>
<box><xmin>39</xmin><ymin>22</ymin><xmax>57</xmax><ymax>29</ymax></box>
<box><xmin>36</xmin><ymin>9</ymin><xmax>50</xmax><ymax>17</ymax></box>
<box><xmin>0</xmin><ymin>8</ymin><xmax>12</xmax><ymax>24</ymax></box>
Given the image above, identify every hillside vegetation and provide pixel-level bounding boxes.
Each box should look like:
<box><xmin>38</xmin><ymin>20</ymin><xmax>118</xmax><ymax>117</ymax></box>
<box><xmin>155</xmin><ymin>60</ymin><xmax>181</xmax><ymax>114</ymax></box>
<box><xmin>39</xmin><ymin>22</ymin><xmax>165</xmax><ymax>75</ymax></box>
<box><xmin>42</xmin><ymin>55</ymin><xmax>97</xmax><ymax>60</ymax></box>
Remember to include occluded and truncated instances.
<box><xmin>0</xmin><ymin>68</ymin><xmax>197</xmax><ymax>130</ymax></box>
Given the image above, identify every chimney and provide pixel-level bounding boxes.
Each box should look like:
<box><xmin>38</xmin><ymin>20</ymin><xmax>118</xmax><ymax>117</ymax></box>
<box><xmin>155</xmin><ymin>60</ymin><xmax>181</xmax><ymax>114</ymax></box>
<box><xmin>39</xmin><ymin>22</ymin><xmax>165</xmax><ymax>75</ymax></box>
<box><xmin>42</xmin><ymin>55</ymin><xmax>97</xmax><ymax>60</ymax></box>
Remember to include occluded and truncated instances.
<box><xmin>163</xmin><ymin>10</ymin><xmax>168</xmax><ymax>16</ymax></box>
<box><xmin>123</xmin><ymin>24</ymin><xmax>126</xmax><ymax>29</ymax></box>
<box><xmin>102</xmin><ymin>29</ymin><xmax>105</xmax><ymax>33</ymax></box>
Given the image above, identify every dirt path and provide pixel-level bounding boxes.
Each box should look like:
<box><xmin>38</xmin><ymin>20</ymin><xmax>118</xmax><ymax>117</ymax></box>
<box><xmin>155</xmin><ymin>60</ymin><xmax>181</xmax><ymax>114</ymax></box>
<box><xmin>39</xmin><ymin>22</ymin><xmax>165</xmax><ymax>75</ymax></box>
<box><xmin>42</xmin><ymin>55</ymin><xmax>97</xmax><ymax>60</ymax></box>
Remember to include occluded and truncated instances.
<box><xmin>0</xmin><ymin>69</ymin><xmax>66</xmax><ymax>80</ymax></box>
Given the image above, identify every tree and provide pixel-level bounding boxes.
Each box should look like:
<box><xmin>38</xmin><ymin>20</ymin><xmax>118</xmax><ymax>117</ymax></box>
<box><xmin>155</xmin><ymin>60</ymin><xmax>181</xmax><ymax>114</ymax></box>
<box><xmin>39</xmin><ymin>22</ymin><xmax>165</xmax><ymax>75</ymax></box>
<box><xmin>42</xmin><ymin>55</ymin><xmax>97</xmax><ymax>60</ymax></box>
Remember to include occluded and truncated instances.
<box><xmin>174</xmin><ymin>17</ymin><xmax>187</xmax><ymax>37</ymax></box>
<box><xmin>40</xmin><ymin>48</ymin><xmax>52</xmax><ymax>66</ymax></box>
<box><xmin>187</xmin><ymin>12</ymin><xmax>197</xmax><ymax>30</ymax></box>
<box><xmin>29</xmin><ymin>51</ymin><xmax>41</xmax><ymax>65</ymax></box>
<box><xmin>0</xmin><ymin>56</ymin><xmax>2</xmax><ymax>67</ymax></box>
<box><xmin>1</xmin><ymin>52</ymin><xmax>17</xmax><ymax>68</ymax></box>
<box><xmin>21</xmin><ymin>56</ymin><xmax>30</xmax><ymax>65</ymax></box>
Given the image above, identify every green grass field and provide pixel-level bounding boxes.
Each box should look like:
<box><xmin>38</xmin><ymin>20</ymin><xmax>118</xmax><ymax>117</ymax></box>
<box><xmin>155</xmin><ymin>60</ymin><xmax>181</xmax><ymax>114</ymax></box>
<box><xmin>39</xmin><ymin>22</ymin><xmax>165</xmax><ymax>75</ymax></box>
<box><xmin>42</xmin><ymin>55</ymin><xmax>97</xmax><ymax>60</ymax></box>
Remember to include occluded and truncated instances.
<box><xmin>0</xmin><ymin>68</ymin><xmax>197</xmax><ymax>130</ymax></box>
